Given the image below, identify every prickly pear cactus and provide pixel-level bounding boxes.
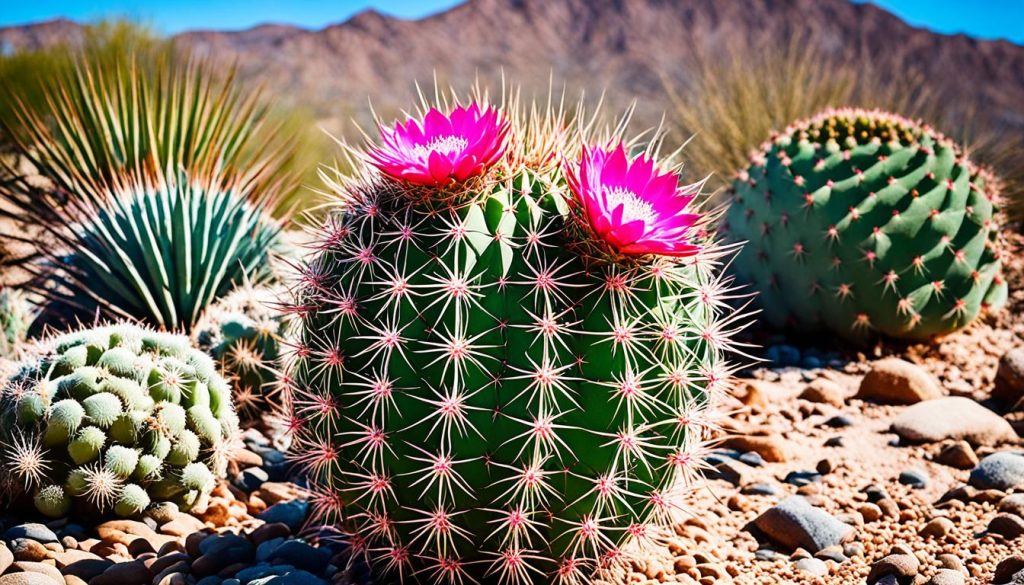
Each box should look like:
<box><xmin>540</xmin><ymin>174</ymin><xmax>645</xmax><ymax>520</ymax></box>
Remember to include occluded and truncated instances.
<box><xmin>0</xmin><ymin>324</ymin><xmax>240</xmax><ymax>518</ymax></box>
<box><xmin>287</xmin><ymin>101</ymin><xmax>742</xmax><ymax>584</ymax></box>
<box><xmin>724</xmin><ymin>108</ymin><xmax>1007</xmax><ymax>341</ymax></box>
<box><xmin>194</xmin><ymin>285</ymin><xmax>291</xmax><ymax>422</ymax></box>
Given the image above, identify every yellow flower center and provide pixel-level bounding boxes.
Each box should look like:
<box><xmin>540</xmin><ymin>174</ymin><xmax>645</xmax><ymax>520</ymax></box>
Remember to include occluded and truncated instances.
<box><xmin>605</xmin><ymin>186</ymin><xmax>654</xmax><ymax>223</ymax></box>
<box><xmin>412</xmin><ymin>135</ymin><xmax>469</xmax><ymax>158</ymax></box>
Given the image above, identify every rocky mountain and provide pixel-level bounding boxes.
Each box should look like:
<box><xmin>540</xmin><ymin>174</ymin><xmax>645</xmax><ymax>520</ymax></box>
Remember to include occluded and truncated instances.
<box><xmin>3</xmin><ymin>0</ymin><xmax>1023</xmax><ymax>138</ymax></box>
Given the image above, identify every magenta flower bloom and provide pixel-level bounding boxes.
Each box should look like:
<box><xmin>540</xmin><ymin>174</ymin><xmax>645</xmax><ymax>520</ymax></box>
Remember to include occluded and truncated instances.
<box><xmin>567</xmin><ymin>144</ymin><xmax>703</xmax><ymax>258</ymax></box>
<box><xmin>369</xmin><ymin>104</ymin><xmax>508</xmax><ymax>187</ymax></box>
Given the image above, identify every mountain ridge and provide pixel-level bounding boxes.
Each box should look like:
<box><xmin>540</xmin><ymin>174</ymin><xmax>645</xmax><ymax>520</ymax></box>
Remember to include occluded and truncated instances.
<box><xmin>2</xmin><ymin>0</ymin><xmax>1023</xmax><ymax>140</ymax></box>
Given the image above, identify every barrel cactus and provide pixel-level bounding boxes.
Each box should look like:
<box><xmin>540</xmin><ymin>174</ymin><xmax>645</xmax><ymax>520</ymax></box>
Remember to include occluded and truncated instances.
<box><xmin>194</xmin><ymin>285</ymin><xmax>291</xmax><ymax>422</ymax></box>
<box><xmin>287</xmin><ymin>100</ymin><xmax>742</xmax><ymax>583</ymax></box>
<box><xmin>723</xmin><ymin>108</ymin><xmax>1007</xmax><ymax>341</ymax></box>
<box><xmin>0</xmin><ymin>323</ymin><xmax>240</xmax><ymax>518</ymax></box>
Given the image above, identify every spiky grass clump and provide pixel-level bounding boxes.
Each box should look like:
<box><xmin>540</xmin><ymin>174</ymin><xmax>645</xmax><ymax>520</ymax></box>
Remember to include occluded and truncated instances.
<box><xmin>723</xmin><ymin>108</ymin><xmax>1007</xmax><ymax>341</ymax></box>
<box><xmin>194</xmin><ymin>284</ymin><xmax>293</xmax><ymax>423</ymax></box>
<box><xmin>664</xmin><ymin>31</ymin><xmax>942</xmax><ymax>197</ymax></box>
<box><xmin>0</xmin><ymin>59</ymin><xmax>290</xmax><ymax>331</ymax></box>
<box><xmin>0</xmin><ymin>323</ymin><xmax>240</xmax><ymax>518</ymax></box>
<box><xmin>286</xmin><ymin>94</ymin><xmax>746</xmax><ymax>584</ymax></box>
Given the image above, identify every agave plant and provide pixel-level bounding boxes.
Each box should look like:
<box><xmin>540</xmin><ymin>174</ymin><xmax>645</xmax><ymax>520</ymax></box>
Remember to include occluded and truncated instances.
<box><xmin>0</xmin><ymin>58</ymin><xmax>291</xmax><ymax>331</ymax></box>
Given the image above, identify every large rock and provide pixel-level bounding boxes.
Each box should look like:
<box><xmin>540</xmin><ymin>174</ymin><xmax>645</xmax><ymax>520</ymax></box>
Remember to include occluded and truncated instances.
<box><xmin>50</xmin><ymin>549</ymin><xmax>111</xmax><ymax>581</ymax></box>
<box><xmin>970</xmin><ymin>452</ymin><xmax>1024</xmax><ymax>491</ymax></box>
<box><xmin>999</xmin><ymin>493</ymin><xmax>1024</xmax><ymax>517</ymax></box>
<box><xmin>89</xmin><ymin>560</ymin><xmax>152</xmax><ymax>585</ymax></box>
<box><xmin>0</xmin><ymin>544</ymin><xmax>12</xmax><ymax>574</ymax></box>
<box><xmin>720</xmin><ymin>435</ymin><xmax>790</xmax><ymax>462</ymax></box>
<box><xmin>935</xmin><ymin>440</ymin><xmax>980</xmax><ymax>469</ymax></box>
<box><xmin>799</xmin><ymin>378</ymin><xmax>846</xmax><ymax>406</ymax></box>
<box><xmin>2</xmin><ymin>525</ymin><xmax>58</xmax><ymax>545</ymax></box>
<box><xmin>993</xmin><ymin>556</ymin><xmax>1024</xmax><ymax>583</ymax></box>
<box><xmin>989</xmin><ymin>514</ymin><xmax>1024</xmax><ymax>539</ymax></box>
<box><xmin>891</xmin><ymin>397</ymin><xmax>1018</xmax><ymax>446</ymax></box>
<box><xmin>994</xmin><ymin>347</ymin><xmax>1024</xmax><ymax>410</ymax></box>
<box><xmin>868</xmin><ymin>553</ymin><xmax>920</xmax><ymax>583</ymax></box>
<box><xmin>856</xmin><ymin>358</ymin><xmax>942</xmax><ymax>404</ymax></box>
<box><xmin>11</xmin><ymin>562</ymin><xmax>64</xmax><ymax>584</ymax></box>
<box><xmin>752</xmin><ymin>496</ymin><xmax>853</xmax><ymax>553</ymax></box>
<box><xmin>926</xmin><ymin>569</ymin><xmax>965</xmax><ymax>585</ymax></box>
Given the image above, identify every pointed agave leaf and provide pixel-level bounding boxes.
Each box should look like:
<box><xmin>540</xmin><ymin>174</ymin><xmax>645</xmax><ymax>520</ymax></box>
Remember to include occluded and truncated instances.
<box><xmin>0</xmin><ymin>58</ymin><xmax>288</xmax><ymax>331</ymax></box>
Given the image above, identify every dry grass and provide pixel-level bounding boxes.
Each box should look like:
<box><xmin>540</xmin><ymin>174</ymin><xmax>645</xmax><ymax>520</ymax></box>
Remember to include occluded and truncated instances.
<box><xmin>664</xmin><ymin>32</ymin><xmax>942</xmax><ymax>198</ymax></box>
<box><xmin>0</xmin><ymin>20</ymin><xmax>328</xmax><ymax>216</ymax></box>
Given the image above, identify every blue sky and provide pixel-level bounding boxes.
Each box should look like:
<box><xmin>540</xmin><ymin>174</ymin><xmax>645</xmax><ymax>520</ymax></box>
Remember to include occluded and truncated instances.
<box><xmin>0</xmin><ymin>1</ymin><xmax>1021</xmax><ymax>44</ymax></box>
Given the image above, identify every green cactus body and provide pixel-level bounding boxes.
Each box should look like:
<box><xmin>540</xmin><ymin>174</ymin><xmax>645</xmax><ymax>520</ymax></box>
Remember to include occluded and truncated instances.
<box><xmin>0</xmin><ymin>287</ymin><xmax>37</xmax><ymax>357</ymax></box>
<box><xmin>194</xmin><ymin>286</ymin><xmax>291</xmax><ymax>422</ymax></box>
<box><xmin>288</xmin><ymin>106</ymin><xmax>739</xmax><ymax>583</ymax></box>
<box><xmin>724</xmin><ymin>108</ymin><xmax>1007</xmax><ymax>341</ymax></box>
<box><xmin>0</xmin><ymin>324</ymin><xmax>239</xmax><ymax>518</ymax></box>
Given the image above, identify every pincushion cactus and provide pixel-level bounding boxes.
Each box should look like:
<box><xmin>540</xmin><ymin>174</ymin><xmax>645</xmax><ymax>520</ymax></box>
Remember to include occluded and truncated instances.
<box><xmin>723</xmin><ymin>108</ymin><xmax>1007</xmax><ymax>341</ymax></box>
<box><xmin>194</xmin><ymin>285</ymin><xmax>292</xmax><ymax>422</ymax></box>
<box><xmin>0</xmin><ymin>324</ymin><xmax>240</xmax><ymax>518</ymax></box>
<box><xmin>286</xmin><ymin>100</ymin><xmax>743</xmax><ymax>584</ymax></box>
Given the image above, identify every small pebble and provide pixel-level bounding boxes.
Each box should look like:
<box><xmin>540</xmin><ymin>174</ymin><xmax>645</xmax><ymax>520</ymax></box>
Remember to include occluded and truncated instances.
<box><xmin>898</xmin><ymin>468</ymin><xmax>929</xmax><ymax>489</ymax></box>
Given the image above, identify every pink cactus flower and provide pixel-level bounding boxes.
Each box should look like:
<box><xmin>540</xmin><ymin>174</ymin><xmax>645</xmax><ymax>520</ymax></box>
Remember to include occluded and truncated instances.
<box><xmin>567</xmin><ymin>144</ymin><xmax>703</xmax><ymax>258</ymax></box>
<box><xmin>369</xmin><ymin>104</ymin><xmax>508</xmax><ymax>186</ymax></box>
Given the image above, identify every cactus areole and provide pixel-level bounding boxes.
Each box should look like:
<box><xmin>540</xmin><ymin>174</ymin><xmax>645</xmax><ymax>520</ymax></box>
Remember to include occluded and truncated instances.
<box><xmin>724</xmin><ymin>108</ymin><xmax>1007</xmax><ymax>341</ymax></box>
<box><xmin>288</xmin><ymin>102</ymin><xmax>743</xmax><ymax>584</ymax></box>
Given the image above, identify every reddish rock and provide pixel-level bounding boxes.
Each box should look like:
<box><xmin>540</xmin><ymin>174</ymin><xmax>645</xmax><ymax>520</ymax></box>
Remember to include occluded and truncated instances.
<box><xmin>11</xmin><ymin>561</ymin><xmax>65</xmax><ymax>584</ymax></box>
<box><xmin>799</xmin><ymin>379</ymin><xmax>845</xmax><ymax>406</ymax></box>
<box><xmin>721</xmin><ymin>435</ymin><xmax>790</xmax><ymax>463</ymax></box>
<box><xmin>159</xmin><ymin>513</ymin><xmax>206</xmax><ymax>537</ymax></box>
<box><xmin>856</xmin><ymin>358</ymin><xmax>942</xmax><ymax>404</ymax></box>
<box><xmin>936</xmin><ymin>440</ymin><xmax>980</xmax><ymax>469</ymax></box>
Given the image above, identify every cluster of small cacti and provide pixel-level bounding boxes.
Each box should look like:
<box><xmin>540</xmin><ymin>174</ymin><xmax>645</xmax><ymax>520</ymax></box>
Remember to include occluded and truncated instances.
<box><xmin>0</xmin><ymin>60</ymin><xmax>290</xmax><ymax>523</ymax></box>
<box><xmin>0</xmin><ymin>323</ymin><xmax>240</xmax><ymax>518</ymax></box>
<box><xmin>723</xmin><ymin>108</ymin><xmax>1007</xmax><ymax>341</ymax></box>
<box><xmin>286</xmin><ymin>99</ymin><xmax>741</xmax><ymax>584</ymax></box>
<box><xmin>194</xmin><ymin>285</ymin><xmax>292</xmax><ymax>422</ymax></box>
